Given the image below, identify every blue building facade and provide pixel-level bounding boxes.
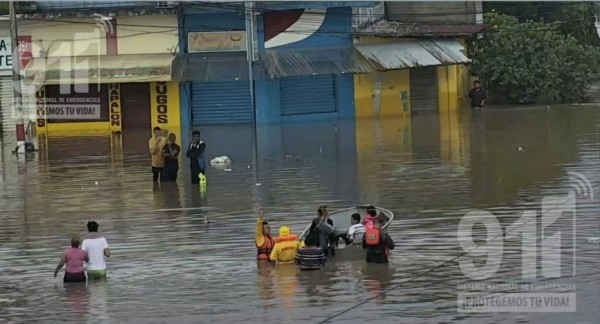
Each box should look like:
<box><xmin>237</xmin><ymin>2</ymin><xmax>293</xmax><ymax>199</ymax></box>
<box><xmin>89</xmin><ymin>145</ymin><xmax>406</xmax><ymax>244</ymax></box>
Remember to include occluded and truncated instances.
<box><xmin>177</xmin><ymin>2</ymin><xmax>374</xmax><ymax>126</ymax></box>
<box><xmin>254</xmin><ymin>7</ymin><xmax>357</xmax><ymax>123</ymax></box>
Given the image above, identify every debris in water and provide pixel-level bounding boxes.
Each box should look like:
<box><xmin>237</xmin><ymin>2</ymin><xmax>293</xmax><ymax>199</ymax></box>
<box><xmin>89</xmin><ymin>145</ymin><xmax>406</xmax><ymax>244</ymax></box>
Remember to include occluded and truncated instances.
<box><xmin>319</xmin><ymin>147</ymin><xmax>322</xmax><ymax>154</ymax></box>
<box><xmin>247</xmin><ymin>165</ymin><xmax>251</xmax><ymax>169</ymax></box>
<box><xmin>517</xmin><ymin>146</ymin><xmax>525</xmax><ymax>152</ymax></box>
<box><xmin>588</xmin><ymin>237</ymin><xmax>600</xmax><ymax>244</ymax></box>
<box><xmin>94</xmin><ymin>181</ymin><xmax>98</xmax><ymax>185</ymax></box>
<box><xmin>255</xmin><ymin>183</ymin><xmax>262</xmax><ymax>186</ymax></box>
<box><xmin>224</xmin><ymin>169</ymin><xmax>232</xmax><ymax>172</ymax></box>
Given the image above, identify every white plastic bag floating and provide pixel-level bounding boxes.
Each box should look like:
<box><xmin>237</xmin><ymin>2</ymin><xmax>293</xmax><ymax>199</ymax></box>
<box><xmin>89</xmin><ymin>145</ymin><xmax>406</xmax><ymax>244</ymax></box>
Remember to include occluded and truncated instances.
<box><xmin>210</xmin><ymin>156</ymin><xmax>231</xmax><ymax>168</ymax></box>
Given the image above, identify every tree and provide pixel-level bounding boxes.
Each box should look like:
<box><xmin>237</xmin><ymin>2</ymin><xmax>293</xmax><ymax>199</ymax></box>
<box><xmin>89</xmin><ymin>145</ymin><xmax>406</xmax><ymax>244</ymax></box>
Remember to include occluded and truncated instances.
<box><xmin>483</xmin><ymin>2</ymin><xmax>600</xmax><ymax>46</ymax></box>
<box><xmin>469</xmin><ymin>12</ymin><xmax>600</xmax><ymax>103</ymax></box>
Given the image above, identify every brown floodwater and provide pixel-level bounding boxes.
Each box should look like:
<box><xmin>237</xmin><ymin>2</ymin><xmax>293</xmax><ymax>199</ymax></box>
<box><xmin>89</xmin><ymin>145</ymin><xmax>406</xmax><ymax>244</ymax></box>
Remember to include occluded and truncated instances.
<box><xmin>0</xmin><ymin>105</ymin><xmax>598</xmax><ymax>323</ymax></box>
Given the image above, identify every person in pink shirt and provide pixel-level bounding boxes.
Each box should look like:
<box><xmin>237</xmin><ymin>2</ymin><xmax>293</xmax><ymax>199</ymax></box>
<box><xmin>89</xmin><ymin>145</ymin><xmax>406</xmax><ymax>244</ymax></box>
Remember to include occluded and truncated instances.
<box><xmin>362</xmin><ymin>207</ymin><xmax>378</xmax><ymax>230</ymax></box>
<box><xmin>54</xmin><ymin>235</ymin><xmax>88</xmax><ymax>283</ymax></box>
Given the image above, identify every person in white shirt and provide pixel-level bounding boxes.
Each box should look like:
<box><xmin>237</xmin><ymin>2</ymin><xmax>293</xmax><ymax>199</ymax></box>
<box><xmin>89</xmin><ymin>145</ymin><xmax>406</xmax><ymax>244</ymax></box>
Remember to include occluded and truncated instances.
<box><xmin>345</xmin><ymin>213</ymin><xmax>366</xmax><ymax>245</ymax></box>
<box><xmin>81</xmin><ymin>221</ymin><xmax>110</xmax><ymax>280</ymax></box>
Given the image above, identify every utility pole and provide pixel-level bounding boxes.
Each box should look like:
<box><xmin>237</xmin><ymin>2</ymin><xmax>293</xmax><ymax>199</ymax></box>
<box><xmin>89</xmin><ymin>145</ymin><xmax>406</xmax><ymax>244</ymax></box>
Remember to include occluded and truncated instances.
<box><xmin>9</xmin><ymin>1</ymin><xmax>25</xmax><ymax>153</ymax></box>
<box><xmin>245</xmin><ymin>1</ymin><xmax>256</xmax><ymax>127</ymax></box>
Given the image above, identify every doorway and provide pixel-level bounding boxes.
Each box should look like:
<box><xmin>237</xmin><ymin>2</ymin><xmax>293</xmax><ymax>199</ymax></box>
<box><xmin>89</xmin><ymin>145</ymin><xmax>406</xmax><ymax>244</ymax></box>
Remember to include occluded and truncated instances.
<box><xmin>120</xmin><ymin>83</ymin><xmax>151</xmax><ymax>155</ymax></box>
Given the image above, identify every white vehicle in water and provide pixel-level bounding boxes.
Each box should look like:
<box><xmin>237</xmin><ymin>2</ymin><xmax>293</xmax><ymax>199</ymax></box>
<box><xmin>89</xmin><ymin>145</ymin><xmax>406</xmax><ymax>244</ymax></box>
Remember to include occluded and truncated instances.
<box><xmin>298</xmin><ymin>205</ymin><xmax>394</xmax><ymax>260</ymax></box>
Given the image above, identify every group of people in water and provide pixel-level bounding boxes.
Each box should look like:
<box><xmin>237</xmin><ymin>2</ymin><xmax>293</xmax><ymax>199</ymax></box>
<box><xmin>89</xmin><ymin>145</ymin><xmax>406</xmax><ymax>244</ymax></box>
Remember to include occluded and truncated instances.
<box><xmin>54</xmin><ymin>206</ymin><xmax>393</xmax><ymax>283</ymax></box>
<box><xmin>54</xmin><ymin>221</ymin><xmax>110</xmax><ymax>283</ymax></box>
<box><xmin>148</xmin><ymin>127</ymin><xmax>207</xmax><ymax>184</ymax></box>
<box><xmin>256</xmin><ymin>205</ymin><xmax>395</xmax><ymax>269</ymax></box>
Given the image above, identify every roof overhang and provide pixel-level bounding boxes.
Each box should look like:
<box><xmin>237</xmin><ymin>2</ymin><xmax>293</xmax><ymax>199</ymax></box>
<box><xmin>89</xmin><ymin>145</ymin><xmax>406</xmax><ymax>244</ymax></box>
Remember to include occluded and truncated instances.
<box><xmin>354</xmin><ymin>39</ymin><xmax>470</xmax><ymax>70</ymax></box>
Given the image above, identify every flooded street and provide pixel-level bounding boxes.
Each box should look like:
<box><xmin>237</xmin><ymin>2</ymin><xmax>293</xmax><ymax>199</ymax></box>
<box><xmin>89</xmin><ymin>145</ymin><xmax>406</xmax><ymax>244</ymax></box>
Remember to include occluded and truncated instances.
<box><xmin>0</xmin><ymin>106</ymin><xmax>599</xmax><ymax>323</ymax></box>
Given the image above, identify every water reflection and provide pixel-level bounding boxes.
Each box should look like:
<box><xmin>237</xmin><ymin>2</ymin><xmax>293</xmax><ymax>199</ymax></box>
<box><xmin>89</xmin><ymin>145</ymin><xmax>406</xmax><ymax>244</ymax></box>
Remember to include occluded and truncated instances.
<box><xmin>0</xmin><ymin>105</ymin><xmax>598</xmax><ymax>323</ymax></box>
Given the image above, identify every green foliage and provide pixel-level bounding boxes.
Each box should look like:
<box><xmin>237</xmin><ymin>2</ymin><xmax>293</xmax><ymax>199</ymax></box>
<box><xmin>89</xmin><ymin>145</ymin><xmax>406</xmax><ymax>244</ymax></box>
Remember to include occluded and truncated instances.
<box><xmin>483</xmin><ymin>2</ymin><xmax>600</xmax><ymax>46</ymax></box>
<box><xmin>470</xmin><ymin>12</ymin><xmax>600</xmax><ymax>103</ymax></box>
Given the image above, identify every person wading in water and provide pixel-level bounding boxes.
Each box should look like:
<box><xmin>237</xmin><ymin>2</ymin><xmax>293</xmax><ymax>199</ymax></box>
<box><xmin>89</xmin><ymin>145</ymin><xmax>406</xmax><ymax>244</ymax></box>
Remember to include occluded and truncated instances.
<box><xmin>186</xmin><ymin>130</ymin><xmax>206</xmax><ymax>185</ymax></box>
<box><xmin>468</xmin><ymin>80</ymin><xmax>487</xmax><ymax>109</ymax></box>
<box><xmin>362</xmin><ymin>217</ymin><xmax>395</xmax><ymax>264</ymax></box>
<box><xmin>54</xmin><ymin>235</ymin><xmax>88</xmax><ymax>283</ymax></box>
<box><xmin>82</xmin><ymin>221</ymin><xmax>110</xmax><ymax>280</ymax></box>
<box><xmin>256</xmin><ymin>209</ymin><xmax>275</xmax><ymax>263</ymax></box>
<box><xmin>149</xmin><ymin>127</ymin><xmax>167</xmax><ymax>182</ymax></box>
<box><xmin>162</xmin><ymin>133</ymin><xmax>180</xmax><ymax>182</ymax></box>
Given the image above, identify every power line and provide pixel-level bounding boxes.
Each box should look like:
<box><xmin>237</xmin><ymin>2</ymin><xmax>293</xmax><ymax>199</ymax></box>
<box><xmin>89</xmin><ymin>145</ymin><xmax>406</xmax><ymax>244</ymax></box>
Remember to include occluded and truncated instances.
<box><xmin>19</xmin><ymin>15</ymin><xmax>580</xmax><ymax>38</ymax></box>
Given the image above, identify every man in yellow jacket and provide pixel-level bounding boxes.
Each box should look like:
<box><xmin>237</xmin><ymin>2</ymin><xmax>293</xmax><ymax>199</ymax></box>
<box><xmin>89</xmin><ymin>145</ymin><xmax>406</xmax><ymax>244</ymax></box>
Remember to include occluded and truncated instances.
<box><xmin>149</xmin><ymin>127</ymin><xmax>167</xmax><ymax>182</ymax></box>
<box><xmin>270</xmin><ymin>226</ymin><xmax>303</xmax><ymax>264</ymax></box>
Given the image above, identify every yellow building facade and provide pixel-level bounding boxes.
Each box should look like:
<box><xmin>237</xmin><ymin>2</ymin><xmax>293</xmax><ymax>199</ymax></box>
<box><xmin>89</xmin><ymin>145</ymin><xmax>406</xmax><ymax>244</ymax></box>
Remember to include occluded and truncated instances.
<box><xmin>18</xmin><ymin>15</ymin><xmax>181</xmax><ymax>139</ymax></box>
<box><xmin>354</xmin><ymin>36</ymin><xmax>472</xmax><ymax>117</ymax></box>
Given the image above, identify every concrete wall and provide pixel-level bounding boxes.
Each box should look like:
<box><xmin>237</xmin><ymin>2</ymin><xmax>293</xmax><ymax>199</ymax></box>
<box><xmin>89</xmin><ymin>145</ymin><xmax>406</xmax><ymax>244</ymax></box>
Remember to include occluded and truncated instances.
<box><xmin>21</xmin><ymin>18</ymin><xmax>108</xmax><ymax>57</ymax></box>
<box><xmin>117</xmin><ymin>15</ymin><xmax>178</xmax><ymax>55</ymax></box>
<box><xmin>19</xmin><ymin>15</ymin><xmax>178</xmax><ymax>57</ymax></box>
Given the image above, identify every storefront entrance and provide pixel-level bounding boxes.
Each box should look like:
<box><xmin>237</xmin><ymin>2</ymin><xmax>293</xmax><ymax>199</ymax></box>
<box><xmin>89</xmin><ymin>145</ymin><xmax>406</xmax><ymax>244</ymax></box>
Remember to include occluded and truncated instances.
<box><xmin>120</xmin><ymin>83</ymin><xmax>152</xmax><ymax>154</ymax></box>
<box><xmin>121</xmin><ymin>83</ymin><xmax>151</xmax><ymax>129</ymax></box>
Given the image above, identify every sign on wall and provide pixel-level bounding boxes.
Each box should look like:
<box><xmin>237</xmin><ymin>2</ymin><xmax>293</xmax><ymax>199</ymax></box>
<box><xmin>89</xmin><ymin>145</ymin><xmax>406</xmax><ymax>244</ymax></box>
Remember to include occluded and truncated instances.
<box><xmin>0</xmin><ymin>36</ymin><xmax>33</xmax><ymax>70</ymax></box>
<box><xmin>150</xmin><ymin>81</ymin><xmax>180</xmax><ymax>131</ymax></box>
<box><xmin>41</xmin><ymin>84</ymin><xmax>109</xmax><ymax>123</ymax></box>
<box><xmin>108</xmin><ymin>83</ymin><xmax>121</xmax><ymax>132</ymax></box>
<box><xmin>187</xmin><ymin>31</ymin><xmax>247</xmax><ymax>53</ymax></box>
<box><xmin>0</xmin><ymin>37</ymin><xmax>14</xmax><ymax>70</ymax></box>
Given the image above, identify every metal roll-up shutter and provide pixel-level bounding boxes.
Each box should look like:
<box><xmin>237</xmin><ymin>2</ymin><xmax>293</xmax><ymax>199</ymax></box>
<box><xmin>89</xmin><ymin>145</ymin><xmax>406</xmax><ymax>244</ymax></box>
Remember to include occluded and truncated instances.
<box><xmin>190</xmin><ymin>81</ymin><xmax>252</xmax><ymax>125</ymax></box>
<box><xmin>0</xmin><ymin>77</ymin><xmax>15</xmax><ymax>133</ymax></box>
<box><xmin>280</xmin><ymin>75</ymin><xmax>336</xmax><ymax>116</ymax></box>
<box><xmin>410</xmin><ymin>67</ymin><xmax>438</xmax><ymax>112</ymax></box>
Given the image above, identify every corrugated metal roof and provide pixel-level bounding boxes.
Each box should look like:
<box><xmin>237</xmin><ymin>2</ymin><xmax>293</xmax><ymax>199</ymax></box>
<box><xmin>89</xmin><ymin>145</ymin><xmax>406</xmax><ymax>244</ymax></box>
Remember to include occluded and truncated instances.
<box><xmin>354</xmin><ymin>39</ymin><xmax>470</xmax><ymax>70</ymax></box>
<box><xmin>256</xmin><ymin>47</ymin><xmax>376</xmax><ymax>79</ymax></box>
<box><xmin>173</xmin><ymin>53</ymin><xmax>249</xmax><ymax>82</ymax></box>
<box><xmin>420</xmin><ymin>40</ymin><xmax>470</xmax><ymax>64</ymax></box>
<box><xmin>354</xmin><ymin>20</ymin><xmax>484</xmax><ymax>37</ymax></box>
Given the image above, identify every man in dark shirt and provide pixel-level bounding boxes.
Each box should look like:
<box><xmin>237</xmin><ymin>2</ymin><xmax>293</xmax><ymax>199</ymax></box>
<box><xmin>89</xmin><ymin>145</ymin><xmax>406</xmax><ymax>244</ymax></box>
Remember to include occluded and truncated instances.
<box><xmin>468</xmin><ymin>81</ymin><xmax>486</xmax><ymax>109</ymax></box>
<box><xmin>362</xmin><ymin>218</ymin><xmax>395</xmax><ymax>264</ymax></box>
<box><xmin>186</xmin><ymin>130</ymin><xmax>206</xmax><ymax>184</ymax></box>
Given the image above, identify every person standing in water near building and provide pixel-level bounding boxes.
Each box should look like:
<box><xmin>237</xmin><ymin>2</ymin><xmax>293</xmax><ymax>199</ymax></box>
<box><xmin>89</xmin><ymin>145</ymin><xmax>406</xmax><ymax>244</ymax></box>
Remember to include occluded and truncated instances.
<box><xmin>82</xmin><ymin>221</ymin><xmax>110</xmax><ymax>280</ymax></box>
<box><xmin>162</xmin><ymin>133</ymin><xmax>180</xmax><ymax>182</ymax></box>
<box><xmin>468</xmin><ymin>80</ymin><xmax>487</xmax><ymax>109</ymax></box>
<box><xmin>186</xmin><ymin>130</ymin><xmax>206</xmax><ymax>185</ymax></box>
<box><xmin>54</xmin><ymin>235</ymin><xmax>88</xmax><ymax>283</ymax></box>
<box><xmin>149</xmin><ymin>127</ymin><xmax>167</xmax><ymax>182</ymax></box>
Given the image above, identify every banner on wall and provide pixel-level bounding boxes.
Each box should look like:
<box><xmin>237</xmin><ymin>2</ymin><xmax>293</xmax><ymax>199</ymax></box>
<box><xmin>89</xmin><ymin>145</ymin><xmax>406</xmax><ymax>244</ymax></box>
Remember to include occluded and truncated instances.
<box><xmin>150</xmin><ymin>81</ymin><xmax>181</xmax><ymax>146</ymax></box>
<box><xmin>108</xmin><ymin>83</ymin><xmax>121</xmax><ymax>132</ymax></box>
<box><xmin>40</xmin><ymin>84</ymin><xmax>109</xmax><ymax>123</ymax></box>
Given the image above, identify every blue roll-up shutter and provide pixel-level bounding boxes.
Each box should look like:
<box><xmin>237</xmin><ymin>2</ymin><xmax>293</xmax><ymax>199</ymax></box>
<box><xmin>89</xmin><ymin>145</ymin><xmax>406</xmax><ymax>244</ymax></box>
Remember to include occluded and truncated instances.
<box><xmin>280</xmin><ymin>75</ymin><xmax>336</xmax><ymax>116</ymax></box>
<box><xmin>190</xmin><ymin>81</ymin><xmax>252</xmax><ymax>125</ymax></box>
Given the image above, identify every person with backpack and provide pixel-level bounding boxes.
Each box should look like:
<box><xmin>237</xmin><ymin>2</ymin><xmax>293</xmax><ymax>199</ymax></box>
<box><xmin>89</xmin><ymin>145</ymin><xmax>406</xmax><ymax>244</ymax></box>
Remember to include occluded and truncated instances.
<box><xmin>362</xmin><ymin>217</ymin><xmax>395</xmax><ymax>263</ymax></box>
